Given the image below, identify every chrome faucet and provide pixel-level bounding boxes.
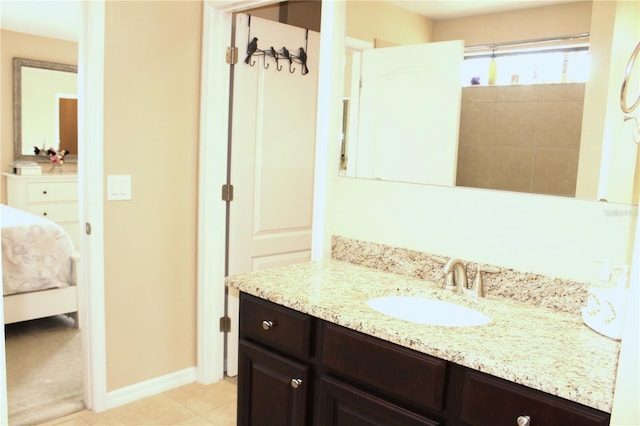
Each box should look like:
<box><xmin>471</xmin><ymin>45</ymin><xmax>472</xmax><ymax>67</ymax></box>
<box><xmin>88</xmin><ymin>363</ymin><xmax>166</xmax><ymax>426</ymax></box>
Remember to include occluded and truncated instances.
<box><xmin>441</xmin><ymin>259</ymin><xmax>500</xmax><ymax>298</ymax></box>
<box><xmin>443</xmin><ymin>258</ymin><xmax>467</xmax><ymax>293</ymax></box>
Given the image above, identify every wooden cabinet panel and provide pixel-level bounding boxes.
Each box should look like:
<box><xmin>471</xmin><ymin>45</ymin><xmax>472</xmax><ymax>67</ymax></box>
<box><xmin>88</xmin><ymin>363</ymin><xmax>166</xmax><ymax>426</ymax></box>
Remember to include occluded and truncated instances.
<box><xmin>321</xmin><ymin>323</ymin><xmax>447</xmax><ymax>412</ymax></box>
<box><xmin>240</xmin><ymin>293</ymin><xmax>312</xmax><ymax>360</ymax></box>
<box><xmin>458</xmin><ymin>368</ymin><xmax>610</xmax><ymax>426</ymax></box>
<box><xmin>316</xmin><ymin>377</ymin><xmax>440</xmax><ymax>426</ymax></box>
<box><xmin>238</xmin><ymin>341</ymin><xmax>309</xmax><ymax>426</ymax></box>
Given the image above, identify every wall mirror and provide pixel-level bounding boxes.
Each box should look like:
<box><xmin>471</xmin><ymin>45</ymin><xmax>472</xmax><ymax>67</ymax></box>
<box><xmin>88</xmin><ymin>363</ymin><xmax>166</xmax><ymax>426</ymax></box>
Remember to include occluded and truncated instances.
<box><xmin>340</xmin><ymin>1</ymin><xmax>639</xmax><ymax>204</ymax></box>
<box><xmin>13</xmin><ymin>57</ymin><xmax>78</xmax><ymax>163</ymax></box>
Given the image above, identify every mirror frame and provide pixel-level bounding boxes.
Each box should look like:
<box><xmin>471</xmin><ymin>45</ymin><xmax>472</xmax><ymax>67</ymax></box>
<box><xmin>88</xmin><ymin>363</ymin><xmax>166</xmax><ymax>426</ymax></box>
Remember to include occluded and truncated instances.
<box><xmin>13</xmin><ymin>57</ymin><xmax>78</xmax><ymax>163</ymax></box>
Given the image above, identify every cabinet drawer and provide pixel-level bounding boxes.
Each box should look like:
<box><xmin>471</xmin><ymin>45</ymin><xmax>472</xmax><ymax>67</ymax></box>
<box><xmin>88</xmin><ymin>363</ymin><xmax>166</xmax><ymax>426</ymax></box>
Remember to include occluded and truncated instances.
<box><xmin>459</xmin><ymin>369</ymin><xmax>610</xmax><ymax>426</ymax></box>
<box><xmin>239</xmin><ymin>293</ymin><xmax>312</xmax><ymax>360</ymax></box>
<box><xmin>317</xmin><ymin>377</ymin><xmax>440</xmax><ymax>426</ymax></box>
<box><xmin>27</xmin><ymin>203</ymin><xmax>79</xmax><ymax>222</ymax></box>
<box><xmin>27</xmin><ymin>181</ymin><xmax>78</xmax><ymax>202</ymax></box>
<box><xmin>321</xmin><ymin>323</ymin><xmax>447</xmax><ymax>412</ymax></box>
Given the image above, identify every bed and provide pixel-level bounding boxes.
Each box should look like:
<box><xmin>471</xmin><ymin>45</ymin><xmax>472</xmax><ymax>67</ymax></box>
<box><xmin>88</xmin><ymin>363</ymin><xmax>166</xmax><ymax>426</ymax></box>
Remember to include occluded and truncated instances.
<box><xmin>1</xmin><ymin>204</ymin><xmax>79</xmax><ymax>326</ymax></box>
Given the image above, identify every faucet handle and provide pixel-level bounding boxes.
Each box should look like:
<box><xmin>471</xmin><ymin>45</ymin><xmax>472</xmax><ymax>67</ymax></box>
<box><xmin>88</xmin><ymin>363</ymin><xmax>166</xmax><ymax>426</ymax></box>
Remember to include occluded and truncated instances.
<box><xmin>479</xmin><ymin>265</ymin><xmax>501</xmax><ymax>274</ymax></box>
<box><xmin>431</xmin><ymin>256</ymin><xmax>449</xmax><ymax>288</ymax></box>
<box><xmin>470</xmin><ymin>264</ymin><xmax>500</xmax><ymax>298</ymax></box>
<box><xmin>432</xmin><ymin>256</ymin><xmax>448</xmax><ymax>265</ymax></box>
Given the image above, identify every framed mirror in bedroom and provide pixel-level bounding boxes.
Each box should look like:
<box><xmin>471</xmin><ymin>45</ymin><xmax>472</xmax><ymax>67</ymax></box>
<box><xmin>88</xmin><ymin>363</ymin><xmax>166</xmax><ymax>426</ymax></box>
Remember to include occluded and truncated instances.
<box><xmin>13</xmin><ymin>57</ymin><xmax>78</xmax><ymax>163</ymax></box>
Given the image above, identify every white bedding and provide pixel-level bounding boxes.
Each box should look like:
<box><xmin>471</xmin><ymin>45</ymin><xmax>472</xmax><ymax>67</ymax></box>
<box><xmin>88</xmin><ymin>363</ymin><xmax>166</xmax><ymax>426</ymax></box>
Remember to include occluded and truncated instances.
<box><xmin>1</xmin><ymin>204</ymin><xmax>75</xmax><ymax>296</ymax></box>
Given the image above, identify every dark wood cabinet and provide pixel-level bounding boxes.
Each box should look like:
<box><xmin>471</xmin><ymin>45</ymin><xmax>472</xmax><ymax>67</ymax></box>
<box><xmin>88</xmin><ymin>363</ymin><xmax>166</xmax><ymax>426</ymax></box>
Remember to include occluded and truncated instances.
<box><xmin>455</xmin><ymin>366</ymin><xmax>610</xmax><ymax>426</ymax></box>
<box><xmin>238</xmin><ymin>341</ymin><xmax>309</xmax><ymax>426</ymax></box>
<box><xmin>237</xmin><ymin>292</ymin><xmax>611</xmax><ymax>426</ymax></box>
<box><xmin>238</xmin><ymin>294</ymin><xmax>314</xmax><ymax>426</ymax></box>
<box><xmin>317</xmin><ymin>377</ymin><xmax>440</xmax><ymax>426</ymax></box>
<box><xmin>320</xmin><ymin>323</ymin><xmax>447</xmax><ymax>413</ymax></box>
<box><xmin>239</xmin><ymin>294</ymin><xmax>312</xmax><ymax>360</ymax></box>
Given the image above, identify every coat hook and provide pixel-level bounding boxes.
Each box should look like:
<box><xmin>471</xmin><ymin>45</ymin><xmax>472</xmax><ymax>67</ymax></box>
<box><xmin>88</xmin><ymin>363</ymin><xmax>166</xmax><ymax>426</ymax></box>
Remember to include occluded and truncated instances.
<box><xmin>270</xmin><ymin>46</ymin><xmax>282</xmax><ymax>71</ymax></box>
<box><xmin>262</xmin><ymin>52</ymin><xmax>270</xmax><ymax>69</ymax></box>
<box><xmin>281</xmin><ymin>46</ymin><xmax>295</xmax><ymax>73</ymax></box>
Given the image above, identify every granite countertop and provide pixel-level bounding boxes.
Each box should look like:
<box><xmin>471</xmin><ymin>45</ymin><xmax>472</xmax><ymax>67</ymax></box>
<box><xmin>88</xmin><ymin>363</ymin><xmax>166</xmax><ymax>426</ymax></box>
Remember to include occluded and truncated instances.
<box><xmin>225</xmin><ymin>259</ymin><xmax>620</xmax><ymax>413</ymax></box>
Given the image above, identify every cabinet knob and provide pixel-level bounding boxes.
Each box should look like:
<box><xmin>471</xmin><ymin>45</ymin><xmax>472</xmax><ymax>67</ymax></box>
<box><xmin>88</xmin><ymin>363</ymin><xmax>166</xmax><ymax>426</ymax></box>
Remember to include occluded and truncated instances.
<box><xmin>43</xmin><ymin>212</ymin><xmax>48</xmax><ymax>216</ymax></box>
<box><xmin>262</xmin><ymin>320</ymin><xmax>275</xmax><ymax>330</ymax></box>
<box><xmin>42</xmin><ymin>190</ymin><xmax>47</xmax><ymax>195</ymax></box>
<box><xmin>290</xmin><ymin>378</ymin><xmax>302</xmax><ymax>389</ymax></box>
<box><xmin>517</xmin><ymin>416</ymin><xmax>531</xmax><ymax>426</ymax></box>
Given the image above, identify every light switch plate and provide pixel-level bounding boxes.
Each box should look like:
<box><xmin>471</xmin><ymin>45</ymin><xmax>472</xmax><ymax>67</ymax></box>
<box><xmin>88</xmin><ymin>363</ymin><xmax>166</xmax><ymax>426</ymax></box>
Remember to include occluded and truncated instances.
<box><xmin>107</xmin><ymin>174</ymin><xmax>132</xmax><ymax>201</ymax></box>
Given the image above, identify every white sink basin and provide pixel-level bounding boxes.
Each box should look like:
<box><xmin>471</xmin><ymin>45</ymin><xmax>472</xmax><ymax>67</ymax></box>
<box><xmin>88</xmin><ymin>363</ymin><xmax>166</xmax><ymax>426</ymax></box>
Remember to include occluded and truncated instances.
<box><xmin>367</xmin><ymin>296</ymin><xmax>490</xmax><ymax>327</ymax></box>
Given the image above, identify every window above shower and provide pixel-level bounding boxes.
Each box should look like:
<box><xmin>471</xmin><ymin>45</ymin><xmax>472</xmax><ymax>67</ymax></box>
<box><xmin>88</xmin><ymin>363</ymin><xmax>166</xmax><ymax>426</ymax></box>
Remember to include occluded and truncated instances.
<box><xmin>462</xmin><ymin>38</ymin><xmax>591</xmax><ymax>87</ymax></box>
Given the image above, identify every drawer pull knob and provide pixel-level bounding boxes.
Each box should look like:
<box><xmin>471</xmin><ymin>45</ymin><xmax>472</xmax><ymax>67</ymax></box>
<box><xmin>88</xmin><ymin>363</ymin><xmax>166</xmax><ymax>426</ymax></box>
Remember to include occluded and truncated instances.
<box><xmin>43</xmin><ymin>212</ymin><xmax>48</xmax><ymax>216</ymax></box>
<box><xmin>290</xmin><ymin>378</ymin><xmax>302</xmax><ymax>389</ymax></box>
<box><xmin>262</xmin><ymin>320</ymin><xmax>275</xmax><ymax>330</ymax></box>
<box><xmin>43</xmin><ymin>190</ymin><xmax>47</xmax><ymax>195</ymax></box>
<box><xmin>516</xmin><ymin>416</ymin><xmax>531</xmax><ymax>426</ymax></box>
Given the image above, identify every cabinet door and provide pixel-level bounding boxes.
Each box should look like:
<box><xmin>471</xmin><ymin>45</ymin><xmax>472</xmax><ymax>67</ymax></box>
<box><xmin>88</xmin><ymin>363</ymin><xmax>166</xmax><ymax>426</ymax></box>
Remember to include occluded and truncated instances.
<box><xmin>238</xmin><ymin>341</ymin><xmax>309</xmax><ymax>426</ymax></box>
<box><xmin>316</xmin><ymin>377</ymin><xmax>440</xmax><ymax>426</ymax></box>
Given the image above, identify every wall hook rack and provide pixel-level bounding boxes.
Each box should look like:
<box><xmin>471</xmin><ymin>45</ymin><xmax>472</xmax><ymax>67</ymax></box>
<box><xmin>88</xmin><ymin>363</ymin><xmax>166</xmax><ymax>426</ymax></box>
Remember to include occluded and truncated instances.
<box><xmin>243</xmin><ymin>19</ymin><xmax>310</xmax><ymax>75</ymax></box>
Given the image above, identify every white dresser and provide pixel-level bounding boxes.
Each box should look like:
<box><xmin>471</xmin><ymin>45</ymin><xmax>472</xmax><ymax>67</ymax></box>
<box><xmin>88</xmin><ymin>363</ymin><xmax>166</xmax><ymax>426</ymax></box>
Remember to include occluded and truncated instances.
<box><xmin>3</xmin><ymin>173</ymin><xmax>80</xmax><ymax>248</ymax></box>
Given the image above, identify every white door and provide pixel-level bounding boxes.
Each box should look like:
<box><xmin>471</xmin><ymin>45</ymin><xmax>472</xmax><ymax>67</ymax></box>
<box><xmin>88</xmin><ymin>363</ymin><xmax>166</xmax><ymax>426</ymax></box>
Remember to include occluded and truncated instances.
<box><xmin>226</xmin><ymin>14</ymin><xmax>320</xmax><ymax>376</ymax></box>
<box><xmin>355</xmin><ymin>41</ymin><xmax>464</xmax><ymax>185</ymax></box>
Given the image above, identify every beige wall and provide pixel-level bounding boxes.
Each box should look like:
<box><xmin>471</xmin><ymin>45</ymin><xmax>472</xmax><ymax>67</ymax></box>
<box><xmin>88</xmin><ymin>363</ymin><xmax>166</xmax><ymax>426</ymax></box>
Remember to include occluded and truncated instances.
<box><xmin>0</xmin><ymin>30</ymin><xmax>78</xmax><ymax>203</ymax></box>
<box><xmin>433</xmin><ymin>1</ymin><xmax>592</xmax><ymax>46</ymax></box>
<box><xmin>103</xmin><ymin>0</ymin><xmax>201</xmax><ymax>390</ymax></box>
<box><xmin>346</xmin><ymin>1</ymin><xmax>434</xmax><ymax>45</ymax></box>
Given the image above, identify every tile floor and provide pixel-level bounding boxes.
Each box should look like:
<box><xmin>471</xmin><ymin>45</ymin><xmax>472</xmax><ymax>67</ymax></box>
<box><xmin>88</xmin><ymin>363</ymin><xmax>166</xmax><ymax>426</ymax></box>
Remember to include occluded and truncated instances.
<box><xmin>38</xmin><ymin>379</ymin><xmax>237</xmax><ymax>426</ymax></box>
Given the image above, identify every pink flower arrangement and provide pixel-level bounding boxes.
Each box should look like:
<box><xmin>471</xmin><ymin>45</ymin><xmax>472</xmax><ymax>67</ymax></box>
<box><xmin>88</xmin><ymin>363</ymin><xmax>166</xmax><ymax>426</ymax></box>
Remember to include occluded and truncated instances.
<box><xmin>34</xmin><ymin>146</ymin><xmax>68</xmax><ymax>165</ymax></box>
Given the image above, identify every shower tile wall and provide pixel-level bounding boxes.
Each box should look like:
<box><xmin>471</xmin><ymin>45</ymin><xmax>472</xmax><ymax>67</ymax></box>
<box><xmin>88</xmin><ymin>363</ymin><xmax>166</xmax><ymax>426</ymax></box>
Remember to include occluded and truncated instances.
<box><xmin>456</xmin><ymin>83</ymin><xmax>585</xmax><ymax>196</ymax></box>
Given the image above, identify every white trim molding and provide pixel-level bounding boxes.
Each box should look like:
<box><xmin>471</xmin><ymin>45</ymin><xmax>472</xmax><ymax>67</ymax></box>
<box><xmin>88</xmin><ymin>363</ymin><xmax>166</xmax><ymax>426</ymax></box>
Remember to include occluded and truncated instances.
<box><xmin>105</xmin><ymin>368</ymin><xmax>197</xmax><ymax>410</ymax></box>
<box><xmin>78</xmin><ymin>0</ymin><xmax>107</xmax><ymax>412</ymax></box>
<box><xmin>196</xmin><ymin>0</ymin><xmax>280</xmax><ymax>385</ymax></box>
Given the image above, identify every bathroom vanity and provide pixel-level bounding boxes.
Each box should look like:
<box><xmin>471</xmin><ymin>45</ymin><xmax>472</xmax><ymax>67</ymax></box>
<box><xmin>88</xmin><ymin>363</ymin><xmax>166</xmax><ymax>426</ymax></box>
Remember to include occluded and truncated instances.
<box><xmin>227</xmin><ymin>260</ymin><xmax>618</xmax><ymax>426</ymax></box>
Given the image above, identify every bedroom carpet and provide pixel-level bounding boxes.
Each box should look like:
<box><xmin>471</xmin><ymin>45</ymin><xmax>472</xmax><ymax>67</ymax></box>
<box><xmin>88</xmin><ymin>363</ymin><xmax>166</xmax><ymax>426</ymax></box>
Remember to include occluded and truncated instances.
<box><xmin>4</xmin><ymin>315</ymin><xmax>84</xmax><ymax>426</ymax></box>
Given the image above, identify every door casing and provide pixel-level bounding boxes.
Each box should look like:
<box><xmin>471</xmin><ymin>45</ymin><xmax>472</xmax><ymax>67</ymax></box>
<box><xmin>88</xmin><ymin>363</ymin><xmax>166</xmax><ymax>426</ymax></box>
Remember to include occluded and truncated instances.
<box><xmin>0</xmin><ymin>1</ymin><xmax>108</xmax><ymax>419</ymax></box>
<box><xmin>197</xmin><ymin>0</ymin><xmax>337</xmax><ymax>382</ymax></box>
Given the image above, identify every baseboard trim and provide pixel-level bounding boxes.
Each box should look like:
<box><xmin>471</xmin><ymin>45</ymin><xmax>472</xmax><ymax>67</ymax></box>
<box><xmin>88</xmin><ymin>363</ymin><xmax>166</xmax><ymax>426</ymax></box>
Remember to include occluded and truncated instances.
<box><xmin>104</xmin><ymin>367</ymin><xmax>197</xmax><ymax>410</ymax></box>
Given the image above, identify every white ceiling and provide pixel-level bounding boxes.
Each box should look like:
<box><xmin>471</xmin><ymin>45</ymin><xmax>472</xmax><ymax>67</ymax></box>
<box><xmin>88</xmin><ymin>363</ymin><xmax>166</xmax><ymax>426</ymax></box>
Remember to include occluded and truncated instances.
<box><xmin>0</xmin><ymin>0</ymin><xmax>577</xmax><ymax>42</ymax></box>
<box><xmin>0</xmin><ymin>0</ymin><xmax>80</xmax><ymax>41</ymax></box>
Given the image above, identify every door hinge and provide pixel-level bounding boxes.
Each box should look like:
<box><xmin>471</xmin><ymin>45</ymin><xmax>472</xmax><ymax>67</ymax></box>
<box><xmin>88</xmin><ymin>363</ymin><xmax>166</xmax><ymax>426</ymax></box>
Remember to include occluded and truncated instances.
<box><xmin>221</xmin><ymin>184</ymin><xmax>234</xmax><ymax>202</ymax></box>
<box><xmin>226</xmin><ymin>47</ymin><xmax>238</xmax><ymax>65</ymax></box>
<box><xmin>220</xmin><ymin>316</ymin><xmax>231</xmax><ymax>333</ymax></box>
